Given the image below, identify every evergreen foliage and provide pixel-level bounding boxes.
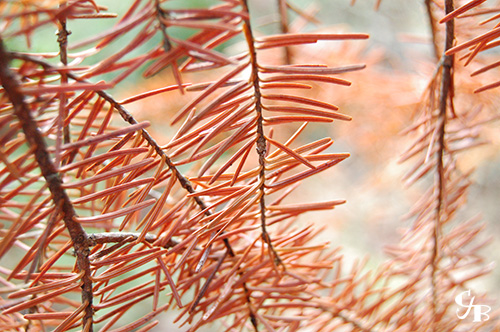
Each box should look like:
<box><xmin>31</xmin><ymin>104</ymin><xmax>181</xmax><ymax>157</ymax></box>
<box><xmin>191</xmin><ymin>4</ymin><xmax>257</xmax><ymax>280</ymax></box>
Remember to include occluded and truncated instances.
<box><xmin>0</xmin><ymin>1</ymin><xmax>499</xmax><ymax>331</ymax></box>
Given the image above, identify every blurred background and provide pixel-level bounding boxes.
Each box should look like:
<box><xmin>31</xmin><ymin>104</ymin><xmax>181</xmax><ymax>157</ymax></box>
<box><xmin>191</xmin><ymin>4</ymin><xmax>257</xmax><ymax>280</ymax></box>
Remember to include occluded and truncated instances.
<box><xmin>126</xmin><ymin>0</ymin><xmax>499</xmax><ymax>329</ymax></box>
<box><xmin>112</xmin><ymin>0</ymin><xmax>500</xmax><ymax>329</ymax></box>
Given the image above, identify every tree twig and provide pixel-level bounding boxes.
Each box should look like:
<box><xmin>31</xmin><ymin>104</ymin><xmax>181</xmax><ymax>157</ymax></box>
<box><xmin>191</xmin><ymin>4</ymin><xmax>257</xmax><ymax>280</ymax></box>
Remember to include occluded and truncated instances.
<box><xmin>7</xmin><ymin>50</ymin><xmax>254</xmax><ymax>325</ymax></box>
<box><xmin>242</xmin><ymin>0</ymin><xmax>282</xmax><ymax>268</ymax></box>
<box><xmin>425</xmin><ymin>0</ymin><xmax>441</xmax><ymax>60</ymax></box>
<box><xmin>277</xmin><ymin>0</ymin><xmax>292</xmax><ymax>64</ymax></box>
<box><xmin>88</xmin><ymin>232</ymin><xmax>177</xmax><ymax>247</ymax></box>
<box><xmin>431</xmin><ymin>0</ymin><xmax>455</xmax><ymax>329</ymax></box>
<box><xmin>57</xmin><ymin>0</ymin><xmax>71</xmax><ymax>167</ymax></box>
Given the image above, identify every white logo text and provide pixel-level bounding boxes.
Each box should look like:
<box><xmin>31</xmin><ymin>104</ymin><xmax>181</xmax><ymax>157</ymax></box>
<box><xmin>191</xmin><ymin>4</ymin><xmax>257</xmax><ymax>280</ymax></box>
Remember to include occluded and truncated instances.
<box><xmin>455</xmin><ymin>290</ymin><xmax>490</xmax><ymax>322</ymax></box>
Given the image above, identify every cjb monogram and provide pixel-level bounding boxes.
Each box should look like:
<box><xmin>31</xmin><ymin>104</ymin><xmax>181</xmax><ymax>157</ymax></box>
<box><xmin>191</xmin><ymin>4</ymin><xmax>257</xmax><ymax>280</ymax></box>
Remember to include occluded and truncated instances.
<box><xmin>455</xmin><ymin>289</ymin><xmax>491</xmax><ymax>322</ymax></box>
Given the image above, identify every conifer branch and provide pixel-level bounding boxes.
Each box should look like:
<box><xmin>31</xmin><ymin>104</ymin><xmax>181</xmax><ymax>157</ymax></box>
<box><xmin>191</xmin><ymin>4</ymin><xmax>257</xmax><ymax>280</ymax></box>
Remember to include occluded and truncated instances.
<box><xmin>241</xmin><ymin>0</ymin><xmax>282</xmax><ymax>268</ymax></box>
<box><xmin>6</xmin><ymin>50</ymin><xmax>260</xmax><ymax>329</ymax></box>
<box><xmin>0</xmin><ymin>40</ymin><xmax>94</xmax><ymax>332</ymax></box>
<box><xmin>2</xmin><ymin>2</ymin><xmax>497</xmax><ymax>331</ymax></box>
<box><xmin>7</xmin><ymin>51</ymin><xmax>237</xmax><ymax>256</ymax></box>
<box><xmin>4</xmin><ymin>55</ymin><xmax>203</xmax><ymax>213</ymax></box>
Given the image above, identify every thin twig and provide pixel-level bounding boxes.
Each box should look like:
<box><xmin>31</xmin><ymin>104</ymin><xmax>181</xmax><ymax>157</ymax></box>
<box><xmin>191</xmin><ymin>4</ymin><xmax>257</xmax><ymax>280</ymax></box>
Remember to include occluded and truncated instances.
<box><xmin>240</xmin><ymin>3</ymin><xmax>283</xmax><ymax>329</ymax></box>
<box><xmin>155</xmin><ymin>0</ymin><xmax>172</xmax><ymax>53</ymax></box>
<box><xmin>241</xmin><ymin>0</ymin><xmax>282</xmax><ymax>268</ymax></box>
<box><xmin>57</xmin><ymin>1</ymin><xmax>71</xmax><ymax>164</ymax></box>
<box><xmin>432</xmin><ymin>0</ymin><xmax>455</xmax><ymax>329</ymax></box>
<box><xmin>425</xmin><ymin>0</ymin><xmax>441</xmax><ymax>60</ymax></box>
<box><xmin>277</xmin><ymin>0</ymin><xmax>292</xmax><ymax>64</ymax></box>
<box><xmin>88</xmin><ymin>232</ymin><xmax>177</xmax><ymax>247</ymax></box>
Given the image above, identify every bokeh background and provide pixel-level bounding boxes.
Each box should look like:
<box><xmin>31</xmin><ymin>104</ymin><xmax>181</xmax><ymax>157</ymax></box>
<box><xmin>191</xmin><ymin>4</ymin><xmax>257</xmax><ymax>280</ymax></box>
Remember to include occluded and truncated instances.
<box><xmin>123</xmin><ymin>1</ymin><xmax>499</xmax><ymax>329</ymax></box>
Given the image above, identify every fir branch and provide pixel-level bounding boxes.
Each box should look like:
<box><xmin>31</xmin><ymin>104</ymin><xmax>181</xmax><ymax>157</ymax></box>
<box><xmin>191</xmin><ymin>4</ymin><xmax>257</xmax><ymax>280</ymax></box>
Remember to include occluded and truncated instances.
<box><xmin>3</xmin><ymin>2</ymin><xmax>496</xmax><ymax>331</ymax></box>
<box><xmin>6</xmin><ymin>52</ymin><xmax>231</xmax><ymax>233</ymax></box>
<box><xmin>6</xmin><ymin>51</ymin><xmax>260</xmax><ymax>329</ymax></box>
<box><xmin>241</xmin><ymin>0</ymin><xmax>282</xmax><ymax>268</ymax></box>
<box><xmin>0</xmin><ymin>40</ymin><xmax>94</xmax><ymax>332</ymax></box>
